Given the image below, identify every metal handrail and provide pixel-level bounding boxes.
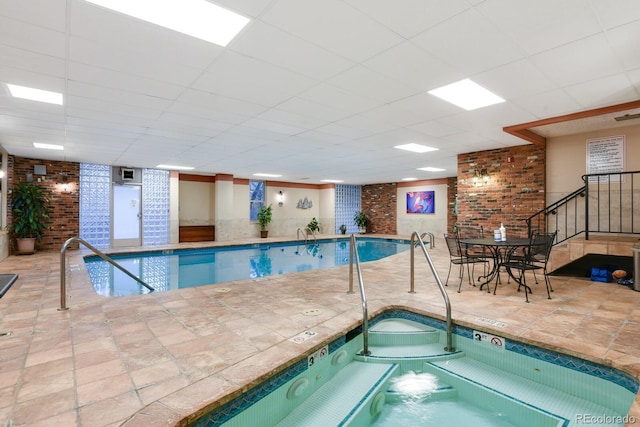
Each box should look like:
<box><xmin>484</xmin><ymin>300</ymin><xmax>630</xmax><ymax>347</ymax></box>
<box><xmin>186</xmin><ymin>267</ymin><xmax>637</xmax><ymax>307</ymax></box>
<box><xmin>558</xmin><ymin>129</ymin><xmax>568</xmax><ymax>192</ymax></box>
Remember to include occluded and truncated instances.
<box><xmin>410</xmin><ymin>231</ymin><xmax>455</xmax><ymax>352</ymax></box>
<box><xmin>417</xmin><ymin>232</ymin><xmax>435</xmax><ymax>249</ymax></box>
<box><xmin>59</xmin><ymin>237</ymin><xmax>154</xmax><ymax>311</ymax></box>
<box><xmin>296</xmin><ymin>227</ymin><xmax>307</xmax><ymax>243</ymax></box>
<box><xmin>348</xmin><ymin>234</ymin><xmax>370</xmax><ymax>356</ymax></box>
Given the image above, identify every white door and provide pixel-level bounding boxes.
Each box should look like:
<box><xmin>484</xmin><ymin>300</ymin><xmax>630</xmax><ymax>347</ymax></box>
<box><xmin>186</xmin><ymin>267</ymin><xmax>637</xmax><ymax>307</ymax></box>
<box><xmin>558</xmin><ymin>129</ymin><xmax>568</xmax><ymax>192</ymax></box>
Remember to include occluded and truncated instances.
<box><xmin>112</xmin><ymin>184</ymin><xmax>142</xmax><ymax>247</ymax></box>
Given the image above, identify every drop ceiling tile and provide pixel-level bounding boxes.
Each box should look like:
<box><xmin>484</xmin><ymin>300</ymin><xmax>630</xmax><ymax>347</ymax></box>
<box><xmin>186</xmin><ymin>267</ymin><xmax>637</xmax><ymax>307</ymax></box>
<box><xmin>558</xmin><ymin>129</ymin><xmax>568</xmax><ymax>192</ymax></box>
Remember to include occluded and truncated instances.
<box><xmin>364</xmin><ymin>42</ymin><xmax>462</xmax><ymax>92</ymax></box>
<box><xmin>477</xmin><ymin>0</ymin><xmax>602</xmax><ymax>55</ymax></box>
<box><xmin>328</xmin><ymin>65</ymin><xmax>419</xmax><ymax>104</ymax></box>
<box><xmin>193</xmin><ymin>51</ymin><xmax>317</xmax><ymax>106</ymax></box>
<box><xmin>296</xmin><ymin>83</ymin><xmax>378</xmax><ymax>115</ymax></box>
<box><xmin>67</xmin><ymin>62</ymin><xmax>185</xmax><ymax>100</ymax></box>
<box><xmin>231</xmin><ymin>21</ymin><xmax>354</xmax><ymax>81</ymax></box>
<box><xmin>410</xmin><ymin>8</ymin><xmax>524</xmax><ymax>75</ymax></box>
<box><xmin>256</xmin><ymin>108</ymin><xmax>328</xmax><ymax>130</ymax></box>
<box><xmin>345</xmin><ymin>0</ymin><xmax>471</xmax><ymax>39</ymax></box>
<box><xmin>274</xmin><ymin>97</ymin><xmax>353</xmax><ymax>123</ymax></box>
<box><xmin>530</xmin><ymin>34</ymin><xmax>624</xmax><ymax>87</ymax></box>
<box><xmin>261</xmin><ymin>0</ymin><xmax>403</xmax><ymax>62</ymax></box>
<box><xmin>605</xmin><ymin>20</ymin><xmax>640</xmax><ymax>70</ymax></box>
<box><xmin>0</xmin><ymin>15</ymin><xmax>66</xmax><ymax>58</ymax></box>
<box><xmin>564</xmin><ymin>74</ymin><xmax>639</xmax><ymax>108</ymax></box>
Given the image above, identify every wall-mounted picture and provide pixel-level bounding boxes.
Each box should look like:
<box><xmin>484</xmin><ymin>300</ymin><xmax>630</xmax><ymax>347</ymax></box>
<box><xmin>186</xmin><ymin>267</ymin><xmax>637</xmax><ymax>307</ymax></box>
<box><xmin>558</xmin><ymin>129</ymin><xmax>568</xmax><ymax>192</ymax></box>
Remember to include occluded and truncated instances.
<box><xmin>406</xmin><ymin>191</ymin><xmax>435</xmax><ymax>214</ymax></box>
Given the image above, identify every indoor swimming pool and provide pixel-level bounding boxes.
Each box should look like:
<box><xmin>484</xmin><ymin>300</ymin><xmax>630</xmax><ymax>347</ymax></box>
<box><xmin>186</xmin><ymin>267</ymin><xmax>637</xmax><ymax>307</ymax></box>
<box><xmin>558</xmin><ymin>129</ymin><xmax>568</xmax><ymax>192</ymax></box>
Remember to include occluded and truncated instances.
<box><xmin>84</xmin><ymin>237</ymin><xmax>410</xmax><ymax>296</ymax></box>
<box><xmin>191</xmin><ymin>309</ymin><xmax>639</xmax><ymax>427</ymax></box>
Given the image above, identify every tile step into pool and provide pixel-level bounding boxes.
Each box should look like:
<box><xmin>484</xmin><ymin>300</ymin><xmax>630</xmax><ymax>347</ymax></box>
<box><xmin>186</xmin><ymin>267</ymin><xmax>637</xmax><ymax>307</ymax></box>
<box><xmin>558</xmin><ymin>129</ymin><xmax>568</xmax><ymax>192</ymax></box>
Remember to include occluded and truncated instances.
<box><xmin>199</xmin><ymin>315</ymin><xmax>638</xmax><ymax>427</ymax></box>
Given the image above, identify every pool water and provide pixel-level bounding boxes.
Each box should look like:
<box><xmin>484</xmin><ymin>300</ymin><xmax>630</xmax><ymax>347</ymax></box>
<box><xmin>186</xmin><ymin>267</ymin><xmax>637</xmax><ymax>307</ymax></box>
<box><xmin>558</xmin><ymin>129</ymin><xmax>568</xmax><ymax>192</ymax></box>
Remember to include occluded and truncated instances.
<box><xmin>377</xmin><ymin>399</ymin><xmax>519</xmax><ymax>427</ymax></box>
<box><xmin>85</xmin><ymin>238</ymin><xmax>409</xmax><ymax>296</ymax></box>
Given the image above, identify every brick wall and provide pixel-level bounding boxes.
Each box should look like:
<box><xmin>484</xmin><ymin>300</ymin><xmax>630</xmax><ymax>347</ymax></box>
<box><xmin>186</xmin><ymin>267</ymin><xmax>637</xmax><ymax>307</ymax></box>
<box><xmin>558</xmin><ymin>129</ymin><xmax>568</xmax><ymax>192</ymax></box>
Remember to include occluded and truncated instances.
<box><xmin>447</xmin><ymin>177</ymin><xmax>458</xmax><ymax>234</ymax></box>
<box><xmin>8</xmin><ymin>156</ymin><xmax>80</xmax><ymax>252</ymax></box>
<box><xmin>361</xmin><ymin>183</ymin><xmax>397</xmax><ymax>234</ymax></box>
<box><xmin>456</xmin><ymin>144</ymin><xmax>545</xmax><ymax>238</ymax></box>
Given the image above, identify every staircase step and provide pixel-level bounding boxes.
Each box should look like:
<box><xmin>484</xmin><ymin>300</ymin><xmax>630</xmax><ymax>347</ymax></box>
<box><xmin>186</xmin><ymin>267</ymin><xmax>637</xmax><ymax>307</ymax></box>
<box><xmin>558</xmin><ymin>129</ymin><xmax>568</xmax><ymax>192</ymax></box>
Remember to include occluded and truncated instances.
<box><xmin>354</xmin><ymin>342</ymin><xmax>464</xmax><ymax>363</ymax></box>
<box><xmin>369</xmin><ymin>318</ymin><xmax>441</xmax><ymax>346</ymax></box>
<box><xmin>275</xmin><ymin>361</ymin><xmax>398</xmax><ymax>427</ymax></box>
<box><xmin>424</xmin><ymin>356</ymin><xmax>622</xmax><ymax>424</ymax></box>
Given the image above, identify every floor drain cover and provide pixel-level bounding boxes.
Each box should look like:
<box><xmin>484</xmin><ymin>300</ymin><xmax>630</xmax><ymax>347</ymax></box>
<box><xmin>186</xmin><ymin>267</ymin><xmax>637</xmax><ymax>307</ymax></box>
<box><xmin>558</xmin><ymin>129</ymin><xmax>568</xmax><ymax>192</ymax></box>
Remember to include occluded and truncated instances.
<box><xmin>215</xmin><ymin>288</ymin><xmax>231</xmax><ymax>293</ymax></box>
<box><xmin>302</xmin><ymin>309</ymin><xmax>322</xmax><ymax>316</ymax></box>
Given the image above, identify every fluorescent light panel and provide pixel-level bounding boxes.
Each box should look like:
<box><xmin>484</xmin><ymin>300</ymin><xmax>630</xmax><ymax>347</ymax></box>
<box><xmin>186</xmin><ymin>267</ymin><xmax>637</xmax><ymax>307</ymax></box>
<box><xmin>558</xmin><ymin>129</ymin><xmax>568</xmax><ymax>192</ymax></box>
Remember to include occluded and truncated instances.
<box><xmin>402</xmin><ymin>178</ymin><xmax>417</xmax><ymax>181</ymax></box>
<box><xmin>157</xmin><ymin>164</ymin><xmax>194</xmax><ymax>170</ymax></box>
<box><xmin>253</xmin><ymin>173</ymin><xmax>281</xmax><ymax>178</ymax></box>
<box><xmin>428</xmin><ymin>78</ymin><xmax>504</xmax><ymax>111</ymax></box>
<box><xmin>394</xmin><ymin>143</ymin><xmax>438</xmax><ymax>153</ymax></box>
<box><xmin>33</xmin><ymin>142</ymin><xmax>64</xmax><ymax>150</ymax></box>
<box><xmin>8</xmin><ymin>84</ymin><xmax>63</xmax><ymax>105</ymax></box>
<box><xmin>84</xmin><ymin>0</ymin><xmax>249</xmax><ymax>47</ymax></box>
<box><xmin>417</xmin><ymin>167</ymin><xmax>445</xmax><ymax>172</ymax></box>
<box><xmin>321</xmin><ymin>179</ymin><xmax>343</xmax><ymax>183</ymax></box>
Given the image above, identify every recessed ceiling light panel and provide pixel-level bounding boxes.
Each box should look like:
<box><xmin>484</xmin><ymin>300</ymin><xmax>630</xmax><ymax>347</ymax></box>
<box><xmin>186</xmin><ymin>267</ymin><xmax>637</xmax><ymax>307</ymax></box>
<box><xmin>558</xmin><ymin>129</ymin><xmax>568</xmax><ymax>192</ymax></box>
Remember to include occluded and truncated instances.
<box><xmin>84</xmin><ymin>0</ymin><xmax>250</xmax><ymax>47</ymax></box>
<box><xmin>157</xmin><ymin>164</ymin><xmax>194</xmax><ymax>170</ymax></box>
<box><xmin>33</xmin><ymin>142</ymin><xmax>64</xmax><ymax>150</ymax></box>
<box><xmin>428</xmin><ymin>78</ymin><xmax>504</xmax><ymax>111</ymax></box>
<box><xmin>8</xmin><ymin>84</ymin><xmax>63</xmax><ymax>105</ymax></box>
<box><xmin>321</xmin><ymin>179</ymin><xmax>343</xmax><ymax>183</ymax></box>
<box><xmin>417</xmin><ymin>167</ymin><xmax>445</xmax><ymax>172</ymax></box>
<box><xmin>394</xmin><ymin>143</ymin><xmax>438</xmax><ymax>153</ymax></box>
<box><xmin>253</xmin><ymin>173</ymin><xmax>282</xmax><ymax>178</ymax></box>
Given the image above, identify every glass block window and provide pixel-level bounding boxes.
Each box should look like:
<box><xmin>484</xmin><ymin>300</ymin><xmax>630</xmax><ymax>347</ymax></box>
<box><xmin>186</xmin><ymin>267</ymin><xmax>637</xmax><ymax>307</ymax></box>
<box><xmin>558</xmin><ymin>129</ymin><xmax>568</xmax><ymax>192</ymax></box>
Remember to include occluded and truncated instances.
<box><xmin>249</xmin><ymin>180</ymin><xmax>265</xmax><ymax>222</ymax></box>
<box><xmin>335</xmin><ymin>184</ymin><xmax>361</xmax><ymax>234</ymax></box>
<box><xmin>142</xmin><ymin>168</ymin><xmax>170</xmax><ymax>245</ymax></box>
<box><xmin>80</xmin><ymin>163</ymin><xmax>111</xmax><ymax>248</ymax></box>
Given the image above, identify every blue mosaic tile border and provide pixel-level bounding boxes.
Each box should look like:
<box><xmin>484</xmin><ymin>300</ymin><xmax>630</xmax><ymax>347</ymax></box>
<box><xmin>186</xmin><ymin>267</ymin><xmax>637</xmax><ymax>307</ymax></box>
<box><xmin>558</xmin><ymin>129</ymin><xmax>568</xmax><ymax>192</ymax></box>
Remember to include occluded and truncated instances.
<box><xmin>374</xmin><ymin>309</ymin><xmax>639</xmax><ymax>394</ymax></box>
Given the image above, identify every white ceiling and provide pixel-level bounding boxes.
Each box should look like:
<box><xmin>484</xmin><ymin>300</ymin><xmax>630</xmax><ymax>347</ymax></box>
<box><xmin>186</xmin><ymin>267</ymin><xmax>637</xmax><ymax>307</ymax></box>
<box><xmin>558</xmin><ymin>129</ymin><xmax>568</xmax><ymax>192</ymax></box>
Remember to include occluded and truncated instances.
<box><xmin>1</xmin><ymin>0</ymin><xmax>640</xmax><ymax>184</ymax></box>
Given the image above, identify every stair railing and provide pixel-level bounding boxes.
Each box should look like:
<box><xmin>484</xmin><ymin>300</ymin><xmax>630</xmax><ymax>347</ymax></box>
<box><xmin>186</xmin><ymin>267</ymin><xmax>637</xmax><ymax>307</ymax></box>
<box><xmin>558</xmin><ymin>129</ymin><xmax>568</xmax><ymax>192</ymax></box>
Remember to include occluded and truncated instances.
<box><xmin>526</xmin><ymin>170</ymin><xmax>640</xmax><ymax>244</ymax></box>
<box><xmin>347</xmin><ymin>234</ymin><xmax>371</xmax><ymax>356</ymax></box>
<box><xmin>410</xmin><ymin>231</ymin><xmax>455</xmax><ymax>352</ymax></box>
<box><xmin>59</xmin><ymin>237</ymin><xmax>154</xmax><ymax>311</ymax></box>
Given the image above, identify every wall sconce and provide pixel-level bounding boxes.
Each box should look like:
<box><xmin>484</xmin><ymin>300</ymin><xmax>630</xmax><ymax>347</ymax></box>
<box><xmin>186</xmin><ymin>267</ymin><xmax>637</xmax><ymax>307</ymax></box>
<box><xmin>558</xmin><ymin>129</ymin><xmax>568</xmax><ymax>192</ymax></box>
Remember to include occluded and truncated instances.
<box><xmin>59</xmin><ymin>174</ymin><xmax>70</xmax><ymax>193</ymax></box>
<box><xmin>277</xmin><ymin>190</ymin><xmax>284</xmax><ymax>207</ymax></box>
<box><xmin>472</xmin><ymin>168</ymin><xmax>490</xmax><ymax>186</ymax></box>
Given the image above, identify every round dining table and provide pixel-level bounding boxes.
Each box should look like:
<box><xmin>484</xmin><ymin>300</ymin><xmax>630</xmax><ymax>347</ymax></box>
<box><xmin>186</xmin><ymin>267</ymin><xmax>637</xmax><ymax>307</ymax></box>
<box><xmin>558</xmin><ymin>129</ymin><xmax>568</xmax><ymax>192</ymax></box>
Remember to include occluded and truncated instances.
<box><xmin>458</xmin><ymin>237</ymin><xmax>536</xmax><ymax>294</ymax></box>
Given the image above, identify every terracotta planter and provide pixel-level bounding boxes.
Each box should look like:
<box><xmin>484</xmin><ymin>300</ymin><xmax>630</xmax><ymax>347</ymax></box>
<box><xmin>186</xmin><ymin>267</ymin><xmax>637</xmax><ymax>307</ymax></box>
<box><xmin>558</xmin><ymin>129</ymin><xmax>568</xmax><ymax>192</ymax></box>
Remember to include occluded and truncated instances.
<box><xmin>16</xmin><ymin>238</ymin><xmax>36</xmax><ymax>254</ymax></box>
<box><xmin>260</xmin><ymin>230</ymin><xmax>268</xmax><ymax>238</ymax></box>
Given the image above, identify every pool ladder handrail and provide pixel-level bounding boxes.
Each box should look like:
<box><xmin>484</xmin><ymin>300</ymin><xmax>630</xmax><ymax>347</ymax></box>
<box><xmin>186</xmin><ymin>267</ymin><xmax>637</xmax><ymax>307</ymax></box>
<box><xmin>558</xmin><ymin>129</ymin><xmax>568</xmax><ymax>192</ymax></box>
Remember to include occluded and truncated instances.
<box><xmin>59</xmin><ymin>237</ymin><xmax>154</xmax><ymax>311</ymax></box>
<box><xmin>416</xmin><ymin>231</ymin><xmax>435</xmax><ymax>249</ymax></box>
<box><xmin>410</xmin><ymin>231</ymin><xmax>455</xmax><ymax>352</ymax></box>
<box><xmin>347</xmin><ymin>234</ymin><xmax>371</xmax><ymax>356</ymax></box>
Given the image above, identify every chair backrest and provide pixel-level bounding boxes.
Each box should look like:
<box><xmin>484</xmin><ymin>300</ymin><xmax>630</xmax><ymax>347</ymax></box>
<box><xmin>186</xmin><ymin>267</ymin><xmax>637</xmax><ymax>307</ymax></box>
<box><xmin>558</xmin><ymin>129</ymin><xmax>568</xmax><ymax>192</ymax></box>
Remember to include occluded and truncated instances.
<box><xmin>444</xmin><ymin>234</ymin><xmax>463</xmax><ymax>258</ymax></box>
<box><xmin>531</xmin><ymin>231</ymin><xmax>557</xmax><ymax>260</ymax></box>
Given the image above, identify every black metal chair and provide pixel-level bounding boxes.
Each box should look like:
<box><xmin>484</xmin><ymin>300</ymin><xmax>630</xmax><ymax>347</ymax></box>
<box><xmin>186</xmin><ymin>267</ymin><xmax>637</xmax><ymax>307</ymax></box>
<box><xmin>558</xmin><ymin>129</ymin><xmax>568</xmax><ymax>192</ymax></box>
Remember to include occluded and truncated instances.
<box><xmin>501</xmin><ymin>232</ymin><xmax>556</xmax><ymax>302</ymax></box>
<box><xmin>444</xmin><ymin>234</ymin><xmax>490</xmax><ymax>292</ymax></box>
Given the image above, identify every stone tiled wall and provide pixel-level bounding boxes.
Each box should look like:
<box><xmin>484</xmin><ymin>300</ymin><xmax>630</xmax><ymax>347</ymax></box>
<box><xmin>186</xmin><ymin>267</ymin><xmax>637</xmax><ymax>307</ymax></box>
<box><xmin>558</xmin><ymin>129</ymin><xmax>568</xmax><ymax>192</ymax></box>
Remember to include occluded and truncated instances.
<box><xmin>361</xmin><ymin>183</ymin><xmax>397</xmax><ymax>234</ymax></box>
<box><xmin>8</xmin><ymin>156</ymin><xmax>80</xmax><ymax>253</ymax></box>
<box><xmin>456</xmin><ymin>144</ymin><xmax>546</xmax><ymax>238</ymax></box>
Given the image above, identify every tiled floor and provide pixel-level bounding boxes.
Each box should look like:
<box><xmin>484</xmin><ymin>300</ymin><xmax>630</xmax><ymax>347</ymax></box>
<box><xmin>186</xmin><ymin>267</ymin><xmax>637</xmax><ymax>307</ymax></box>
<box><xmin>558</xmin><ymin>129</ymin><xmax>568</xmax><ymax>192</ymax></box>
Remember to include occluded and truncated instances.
<box><xmin>1</xmin><ymin>235</ymin><xmax>639</xmax><ymax>426</ymax></box>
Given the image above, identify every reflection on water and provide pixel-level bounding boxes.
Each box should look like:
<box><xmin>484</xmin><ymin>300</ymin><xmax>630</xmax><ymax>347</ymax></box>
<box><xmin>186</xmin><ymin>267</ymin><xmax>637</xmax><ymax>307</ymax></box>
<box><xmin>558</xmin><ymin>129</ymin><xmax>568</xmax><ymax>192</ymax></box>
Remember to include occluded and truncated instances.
<box><xmin>391</xmin><ymin>371</ymin><xmax>438</xmax><ymax>401</ymax></box>
<box><xmin>85</xmin><ymin>238</ymin><xmax>410</xmax><ymax>296</ymax></box>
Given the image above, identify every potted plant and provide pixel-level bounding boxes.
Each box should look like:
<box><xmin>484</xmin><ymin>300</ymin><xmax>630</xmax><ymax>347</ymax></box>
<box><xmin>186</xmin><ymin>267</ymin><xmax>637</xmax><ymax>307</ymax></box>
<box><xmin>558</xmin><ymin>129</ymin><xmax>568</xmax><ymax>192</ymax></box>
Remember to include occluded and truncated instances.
<box><xmin>10</xmin><ymin>181</ymin><xmax>50</xmax><ymax>253</ymax></box>
<box><xmin>354</xmin><ymin>210</ymin><xmax>370</xmax><ymax>234</ymax></box>
<box><xmin>339</xmin><ymin>224</ymin><xmax>347</xmax><ymax>235</ymax></box>
<box><xmin>306</xmin><ymin>217</ymin><xmax>320</xmax><ymax>235</ymax></box>
<box><xmin>257</xmin><ymin>204</ymin><xmax>272</xmax><ymax>238</ymax></box>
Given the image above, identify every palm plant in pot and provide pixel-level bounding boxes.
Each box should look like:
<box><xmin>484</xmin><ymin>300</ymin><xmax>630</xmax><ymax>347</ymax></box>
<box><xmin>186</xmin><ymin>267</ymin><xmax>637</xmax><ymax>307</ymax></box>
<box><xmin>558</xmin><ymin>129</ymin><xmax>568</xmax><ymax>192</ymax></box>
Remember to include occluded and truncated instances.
<box><xmin>10</xmin><ymin>181</ymin><xmax>50</xmax><ymax>253</ymax></box>
<box><xmin>353</xmin><ymin>210</ymin><xmax>370</xmax><ymax>234</ymax></box>
<box><xmin>257</xmin><ymin>204</ymin><xmax>272</xmax><ymax>238</ymax></box>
